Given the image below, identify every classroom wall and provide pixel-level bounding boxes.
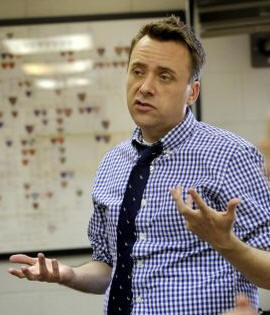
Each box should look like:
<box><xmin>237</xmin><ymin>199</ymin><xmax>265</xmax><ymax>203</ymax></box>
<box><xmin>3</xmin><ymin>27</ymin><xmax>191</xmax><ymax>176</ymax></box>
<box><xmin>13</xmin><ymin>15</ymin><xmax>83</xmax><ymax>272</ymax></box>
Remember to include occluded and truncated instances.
<box><xmin>201</xmin><ymin>34</ymin><xmax>270</xmax><ymax>148</ymax></box>
<box><xmin>1</xmin><ymin>0</ymin><xmax>270</xmax><ymax>314</ymax></box>
<box><xmin>0</xmin><ymin>255</ymin><xmax>104</xmax><ymax>315</ymax></box>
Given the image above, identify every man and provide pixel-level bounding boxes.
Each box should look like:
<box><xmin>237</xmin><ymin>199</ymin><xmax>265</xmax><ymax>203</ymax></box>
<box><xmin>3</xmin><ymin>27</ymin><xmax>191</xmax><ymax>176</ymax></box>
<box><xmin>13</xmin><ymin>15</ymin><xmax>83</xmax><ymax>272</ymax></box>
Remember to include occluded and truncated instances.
<box><xmin>8</xmin><ymin>16</ymin><xmax>270</xmax><ymax>314</ymax></box>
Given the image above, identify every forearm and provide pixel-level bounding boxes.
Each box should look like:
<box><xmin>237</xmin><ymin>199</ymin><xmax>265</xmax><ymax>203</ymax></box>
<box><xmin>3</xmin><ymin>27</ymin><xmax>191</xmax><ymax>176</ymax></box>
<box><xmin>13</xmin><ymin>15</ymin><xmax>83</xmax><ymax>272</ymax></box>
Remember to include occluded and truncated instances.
<box><xmin>63</xmin><ymin>260</ymin><xmax>112</xmax><ymax>294</ymax></box>
<box><xmin>214</xmin><ymin>233</ymin><xmax>270</xmax><ymax>289</ymax></box>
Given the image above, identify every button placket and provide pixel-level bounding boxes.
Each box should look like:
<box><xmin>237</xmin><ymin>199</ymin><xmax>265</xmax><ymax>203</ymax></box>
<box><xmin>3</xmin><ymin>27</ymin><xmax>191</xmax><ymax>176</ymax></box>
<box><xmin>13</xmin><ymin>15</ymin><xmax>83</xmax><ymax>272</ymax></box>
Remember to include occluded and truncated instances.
<box><xmin>108</xmin><ymin>142</ymin><xmax>163</xmax><ymax>314</ymax></box>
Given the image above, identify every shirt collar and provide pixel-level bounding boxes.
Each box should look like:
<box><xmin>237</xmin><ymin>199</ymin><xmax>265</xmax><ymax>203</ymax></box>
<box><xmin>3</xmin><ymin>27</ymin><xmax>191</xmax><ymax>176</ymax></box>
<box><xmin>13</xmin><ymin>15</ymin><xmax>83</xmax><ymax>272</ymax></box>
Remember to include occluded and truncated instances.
<box><xmin>131</xmin><ymin>106</ymin><xmax>197</xmax><ymax>151</ymax></box>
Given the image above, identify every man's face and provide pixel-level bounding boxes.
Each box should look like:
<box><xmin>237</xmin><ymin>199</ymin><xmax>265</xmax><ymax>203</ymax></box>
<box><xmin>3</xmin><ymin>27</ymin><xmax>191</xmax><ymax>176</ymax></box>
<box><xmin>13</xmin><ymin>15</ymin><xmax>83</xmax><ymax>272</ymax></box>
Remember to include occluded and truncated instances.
<box><xmin>126</xmin><ymin>35</ymin><xmax>200</xmax><ymax>142</ymax></box>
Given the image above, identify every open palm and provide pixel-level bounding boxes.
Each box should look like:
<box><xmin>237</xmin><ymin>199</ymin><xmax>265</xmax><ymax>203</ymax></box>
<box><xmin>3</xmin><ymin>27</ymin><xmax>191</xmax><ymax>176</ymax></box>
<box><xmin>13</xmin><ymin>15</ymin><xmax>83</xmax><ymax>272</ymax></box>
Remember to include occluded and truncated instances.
<box><xmin>8</xmin><ymin>253</ymin><xmax>74</xmax><ymax>284</ymax></box>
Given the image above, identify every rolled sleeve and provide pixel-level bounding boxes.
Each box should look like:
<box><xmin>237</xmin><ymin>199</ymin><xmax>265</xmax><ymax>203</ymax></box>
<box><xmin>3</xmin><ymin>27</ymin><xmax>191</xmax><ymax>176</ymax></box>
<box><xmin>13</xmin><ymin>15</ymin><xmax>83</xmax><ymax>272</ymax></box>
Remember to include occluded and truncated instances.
<box><xmin>220</xmin><ymin>145</ymin><xmax>270</xmax><ymax>250</ymax></box>
<box><xmin>88</xmin><ymin>199</ymin><xmax>113</xmax><ymax>267</ymax></box>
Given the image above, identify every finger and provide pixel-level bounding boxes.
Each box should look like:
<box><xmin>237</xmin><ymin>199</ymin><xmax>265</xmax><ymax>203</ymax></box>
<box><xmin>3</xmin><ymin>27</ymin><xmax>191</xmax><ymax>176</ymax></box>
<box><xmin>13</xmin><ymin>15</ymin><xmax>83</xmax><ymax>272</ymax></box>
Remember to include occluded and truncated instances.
<box><xmin>38</xmin><ymin>253</ymin><xmax>49</xmax><ymax>277</ymax></box>
<box><xmin>8</xmin><ymin>268</ymin><xmax>26</xmax><ymax>279</ymax></box>
<box><xmin>52</xmin><ymin>259</ymin><xmax>60</xmax><ymax>281</ymax></box>
<box><xmin>171</xmin><ymin>186</ymin><xmax>182</xmax><ymax>202</ymax></box>
<box><xmin>171</xmin><ymin>186</ymin><xmax>190</xmax><ymax>215</ymax></box>
<box><xmin>171</xmin><ymin>186</ymin><xmax>183</xmax><ymax>206</ymax></box>
<box><xmin>21</xmin><ymin>266</ymin><xmax>37</xmax><ymax>281</ymax></box>
<box><xmin>225</xmin><ymin>198</ymin><xmax>241</xmax><ymax>219</ymax></box>
<box><xmin>9</xmin><ymin>254</ymin><xmax>36</xmax><ymax>266</ymax></box>
<box><xmin>186</xmin><ymin>193</ymin><xmax>193</xmax><ymax>208</ymax></box>
<box><xmin>188</xmin><ymin>188</ymin><xmax>208</xmax><ymax>212</ymax></box>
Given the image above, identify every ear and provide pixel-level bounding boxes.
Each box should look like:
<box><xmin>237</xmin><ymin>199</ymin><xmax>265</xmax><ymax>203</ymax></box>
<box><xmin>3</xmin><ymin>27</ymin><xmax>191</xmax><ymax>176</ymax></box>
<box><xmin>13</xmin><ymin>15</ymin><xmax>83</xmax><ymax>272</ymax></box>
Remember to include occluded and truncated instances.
<box><xmin>186</xmin><ymin>81</ymin><xmax>200</xmax><ymax>106</ymax></box>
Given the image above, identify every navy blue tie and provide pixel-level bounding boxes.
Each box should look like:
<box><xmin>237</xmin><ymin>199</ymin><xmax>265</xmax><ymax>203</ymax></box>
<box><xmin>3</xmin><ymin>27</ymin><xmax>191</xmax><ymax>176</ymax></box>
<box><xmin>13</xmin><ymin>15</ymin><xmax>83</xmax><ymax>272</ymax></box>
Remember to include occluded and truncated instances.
<box><xmin>107</xmin><ymin>141</ymin><xmax>163</xmax><ymax>315</ymax></box>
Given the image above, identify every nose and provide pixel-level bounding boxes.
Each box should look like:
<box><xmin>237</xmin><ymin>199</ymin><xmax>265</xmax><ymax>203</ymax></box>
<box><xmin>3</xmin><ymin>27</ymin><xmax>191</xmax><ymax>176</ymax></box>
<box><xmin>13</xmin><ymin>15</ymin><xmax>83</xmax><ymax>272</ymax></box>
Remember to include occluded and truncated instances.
<box><xmin>139</xmin><ymin>74</ymin><xmax>155</xmax><ymax>97</ymax></box>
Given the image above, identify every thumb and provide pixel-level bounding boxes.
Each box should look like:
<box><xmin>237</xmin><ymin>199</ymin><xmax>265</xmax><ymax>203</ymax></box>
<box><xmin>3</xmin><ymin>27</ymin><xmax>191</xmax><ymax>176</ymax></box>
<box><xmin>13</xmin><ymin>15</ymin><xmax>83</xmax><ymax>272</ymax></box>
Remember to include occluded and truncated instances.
<box><xmin>226</xmin><ymin>198</ymin><xmax>241</xmax><ymax>219</ymax></box>
<box><xmin>9</xmin><ymin>254</ymin><xmax>36</xmax><ymax>266</ymax></box>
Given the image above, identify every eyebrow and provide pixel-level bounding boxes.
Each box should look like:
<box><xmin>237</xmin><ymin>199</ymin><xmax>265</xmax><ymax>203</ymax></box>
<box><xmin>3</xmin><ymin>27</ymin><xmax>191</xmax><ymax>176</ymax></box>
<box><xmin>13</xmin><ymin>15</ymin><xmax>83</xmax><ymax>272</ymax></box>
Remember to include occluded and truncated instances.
<box><xmin>131</xmin><ymin>62</ymin><xmax>177</xmax><ymax>76</ymax></box>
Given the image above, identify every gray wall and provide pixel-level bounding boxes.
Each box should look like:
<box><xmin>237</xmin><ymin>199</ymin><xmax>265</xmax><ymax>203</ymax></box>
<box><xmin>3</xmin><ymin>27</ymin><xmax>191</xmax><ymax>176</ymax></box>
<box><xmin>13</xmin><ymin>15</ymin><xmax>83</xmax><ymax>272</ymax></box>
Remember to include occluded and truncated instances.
<box><xmin>201</xmin><ymin>34</ymin><xmax>270</xmax><ymax>147</ymax></box>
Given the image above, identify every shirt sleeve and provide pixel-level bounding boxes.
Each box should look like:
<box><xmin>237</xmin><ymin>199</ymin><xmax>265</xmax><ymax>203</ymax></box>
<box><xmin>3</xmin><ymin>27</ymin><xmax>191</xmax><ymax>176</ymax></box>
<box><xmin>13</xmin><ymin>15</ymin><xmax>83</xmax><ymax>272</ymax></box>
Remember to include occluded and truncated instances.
<box><xmin>219</xmin><ymin>145</ymin><xmax>270</xmax><ymax>249</ymax></box>
<box><xmin>88</xmin><ymin>198</ymin><xmax>113</xmax><ymax>267</ymax></box>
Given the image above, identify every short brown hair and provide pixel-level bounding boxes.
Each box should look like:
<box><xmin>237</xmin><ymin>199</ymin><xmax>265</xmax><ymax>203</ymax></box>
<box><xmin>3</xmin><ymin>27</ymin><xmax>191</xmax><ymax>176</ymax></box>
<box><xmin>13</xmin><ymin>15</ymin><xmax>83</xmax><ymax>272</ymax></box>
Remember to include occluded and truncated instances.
<box><xmin>128</xmin><ymin>15</ymin><xmax>206</xmax><ymax>81</ymax></box>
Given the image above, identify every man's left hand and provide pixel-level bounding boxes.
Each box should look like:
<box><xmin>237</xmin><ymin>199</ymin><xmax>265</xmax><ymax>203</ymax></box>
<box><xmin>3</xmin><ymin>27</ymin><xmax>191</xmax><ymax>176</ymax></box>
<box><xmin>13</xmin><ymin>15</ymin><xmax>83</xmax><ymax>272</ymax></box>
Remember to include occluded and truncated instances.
<box><xmin>171</xmin><ymin>186</ymin><xmax>241</xmax><ymax>250</ymax></box>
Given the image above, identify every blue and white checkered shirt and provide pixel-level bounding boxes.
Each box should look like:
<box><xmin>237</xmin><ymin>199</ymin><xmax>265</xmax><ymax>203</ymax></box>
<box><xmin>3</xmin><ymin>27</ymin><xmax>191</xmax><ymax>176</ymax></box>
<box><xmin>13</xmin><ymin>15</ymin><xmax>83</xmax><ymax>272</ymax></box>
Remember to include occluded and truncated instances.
<box><xmin>89</xmin><ymin>107</ymin><xmax>270</xmax><ymax>315</ymax></box>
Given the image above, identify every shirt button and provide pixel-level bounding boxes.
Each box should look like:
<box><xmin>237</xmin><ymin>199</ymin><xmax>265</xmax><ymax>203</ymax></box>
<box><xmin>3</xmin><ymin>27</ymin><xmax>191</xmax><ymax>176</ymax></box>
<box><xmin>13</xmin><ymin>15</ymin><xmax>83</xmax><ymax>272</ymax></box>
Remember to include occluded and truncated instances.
<box><xmin>138</xmin><ymin>259</ymin><xmax>144</xmax><ymax>266</ymax></box>
<box><xmin>139</xmin><ymin>233</ymin><xmax>146</xmax><ymax>240</ymax></box>
<box><xmin>136</xmin><ymin>296</ymin><xmax>142</xmax><ymax>303</ymax></box>
<box><xmin>141</xmin><ymin>199</ymin><xmax>147</xmax><ymax>207</ymax></box>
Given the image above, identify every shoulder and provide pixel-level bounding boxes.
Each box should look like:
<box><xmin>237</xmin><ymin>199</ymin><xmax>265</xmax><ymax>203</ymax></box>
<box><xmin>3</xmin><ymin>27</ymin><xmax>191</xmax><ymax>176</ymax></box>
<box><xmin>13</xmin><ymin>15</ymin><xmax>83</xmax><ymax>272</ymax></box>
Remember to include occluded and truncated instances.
<box><xmin>195</xmin><ymin>121</ymin><xmax>250</xmax><ymax>147</ymax></box>
<box><xmin>100</xmin><ymin>139</ymin><xmax>134</xmax><ymax>166</ymax></box>
<box><xmin>94</xmin><ymin>138</ymin><xmax>134</xmax><ymax>180</ymax></box>
<box><xmin>194</xmin><ymin>121</ymin><xmax>264</xmax><ymax>166</ymax></box>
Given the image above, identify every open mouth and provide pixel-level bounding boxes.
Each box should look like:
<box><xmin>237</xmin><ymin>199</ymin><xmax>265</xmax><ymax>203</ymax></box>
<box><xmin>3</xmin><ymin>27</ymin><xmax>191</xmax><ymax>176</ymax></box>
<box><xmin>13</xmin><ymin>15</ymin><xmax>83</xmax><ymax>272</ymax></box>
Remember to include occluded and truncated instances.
<box><xmin>134</xmin><ymin>99</ymin><xmax>154</xmax><ymax>109</ymax></box>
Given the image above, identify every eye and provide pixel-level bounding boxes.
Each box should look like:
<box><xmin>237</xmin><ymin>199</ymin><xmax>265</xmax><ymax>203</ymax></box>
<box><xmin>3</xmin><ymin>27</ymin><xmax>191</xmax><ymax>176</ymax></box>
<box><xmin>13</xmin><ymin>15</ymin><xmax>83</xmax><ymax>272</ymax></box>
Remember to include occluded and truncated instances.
<box><xmin>131</xmin><ymin>67</ymin><xmax>144</xmax><ymax>77</ymax></box>
<box><xmin>159</xmin><ymin>73</ymin><xmax>172</xmax><ymax>82</ymax></box>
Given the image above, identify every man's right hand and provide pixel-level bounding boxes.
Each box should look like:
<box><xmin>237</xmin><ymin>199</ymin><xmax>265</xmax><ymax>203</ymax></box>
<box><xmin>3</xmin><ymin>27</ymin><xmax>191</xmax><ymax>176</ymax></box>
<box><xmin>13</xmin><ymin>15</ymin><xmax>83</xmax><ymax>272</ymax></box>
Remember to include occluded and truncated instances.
<box><xmin>8</xmin><ymin>253</ymin><xmax>74</xmax><ymax>284</ymax></box>
<box><xmin>9</xmin><ymin>253</ymin><xmax>112</xmax><ymax>294</ymax></box>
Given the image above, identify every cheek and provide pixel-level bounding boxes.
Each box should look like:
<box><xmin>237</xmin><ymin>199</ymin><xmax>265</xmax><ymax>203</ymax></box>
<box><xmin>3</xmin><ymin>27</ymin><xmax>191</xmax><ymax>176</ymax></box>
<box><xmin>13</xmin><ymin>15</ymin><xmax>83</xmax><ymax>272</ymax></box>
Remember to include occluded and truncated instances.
<box><xmin>161</xmin><ymin>89</ymin><xmax>187</xmax><ymax>115</ymax></box>
<box><xmin>126</xmin><ymin>78</ymin><xmax>135</xmax><ymax>96</ymax></box>
<box><xmin>127</xmin><ymin>81</ymin><xmax>141</xmax><ymax>102</ymax></box>
<box><xmin>168</xmin><ymin>87</ymin><xmax>189</xmax><ymax>105</ymax></box>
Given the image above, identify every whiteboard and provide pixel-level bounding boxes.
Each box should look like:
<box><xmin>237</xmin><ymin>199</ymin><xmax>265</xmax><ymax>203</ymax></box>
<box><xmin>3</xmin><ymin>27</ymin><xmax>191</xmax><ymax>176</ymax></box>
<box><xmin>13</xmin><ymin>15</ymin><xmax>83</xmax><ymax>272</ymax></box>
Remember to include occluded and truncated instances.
<box><xmin>0</xmin><ymin>12</ymin><xmax>184</xmax><ymax>254</ymax></box>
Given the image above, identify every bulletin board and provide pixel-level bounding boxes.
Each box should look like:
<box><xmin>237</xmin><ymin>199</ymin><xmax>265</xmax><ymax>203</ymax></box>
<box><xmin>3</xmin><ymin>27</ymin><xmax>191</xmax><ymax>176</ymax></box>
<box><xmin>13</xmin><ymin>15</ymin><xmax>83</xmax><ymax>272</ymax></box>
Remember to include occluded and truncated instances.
<box><xmin>0</xmin><ymin>11</ymin><xmax>185</xmax><ymax>256</ymax></box>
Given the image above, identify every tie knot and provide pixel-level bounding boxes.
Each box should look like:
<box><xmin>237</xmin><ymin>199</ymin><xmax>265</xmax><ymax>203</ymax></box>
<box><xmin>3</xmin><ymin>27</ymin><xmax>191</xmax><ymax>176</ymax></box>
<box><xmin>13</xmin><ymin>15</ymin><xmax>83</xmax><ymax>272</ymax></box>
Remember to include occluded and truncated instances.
<box><xmin>136</xmin><ymin>142</ymin><xmax>163</xmax><ymax>165</ymax></box>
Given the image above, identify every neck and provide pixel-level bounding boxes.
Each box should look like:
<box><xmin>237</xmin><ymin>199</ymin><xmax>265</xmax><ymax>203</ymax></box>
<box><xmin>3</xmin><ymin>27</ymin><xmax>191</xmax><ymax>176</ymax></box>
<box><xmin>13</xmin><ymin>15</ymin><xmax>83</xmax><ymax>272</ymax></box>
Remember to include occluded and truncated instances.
<box><xmin>141</xmin><ymin>122</ymin><xmax>179</xmax><ymax>143</ymax></box>
<box><xmin>142</xmin><ymin>138</ymin><xmax>154</xmax><ymax>145</ymax></box>
<box><xmin>141</xmin><ymin>107</ymin><xmax>188</xmax><ymax>142</ymax></box>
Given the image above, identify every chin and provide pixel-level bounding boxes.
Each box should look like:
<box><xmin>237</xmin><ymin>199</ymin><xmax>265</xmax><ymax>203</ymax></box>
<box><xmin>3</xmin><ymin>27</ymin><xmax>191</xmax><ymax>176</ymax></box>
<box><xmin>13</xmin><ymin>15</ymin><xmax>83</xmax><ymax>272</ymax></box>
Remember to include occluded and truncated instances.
<box><xmin>131</xmin><ymin>115</ymin><xmax>151</xmax><ymax>127</ymax></box>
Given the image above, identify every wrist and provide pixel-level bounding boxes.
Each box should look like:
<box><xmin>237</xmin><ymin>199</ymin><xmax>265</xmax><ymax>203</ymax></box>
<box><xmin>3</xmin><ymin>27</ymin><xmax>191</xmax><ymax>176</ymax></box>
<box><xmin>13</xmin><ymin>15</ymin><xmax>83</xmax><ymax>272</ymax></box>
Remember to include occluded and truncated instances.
<box><xmin>59</xmin><ymin>267</ymin><xmax>76</xmax><ymax>286</ymax></box>
<box><xmin>212</xmin><ymin>232</ymin><xmax>243</xmax><ymax>253</ymax></box>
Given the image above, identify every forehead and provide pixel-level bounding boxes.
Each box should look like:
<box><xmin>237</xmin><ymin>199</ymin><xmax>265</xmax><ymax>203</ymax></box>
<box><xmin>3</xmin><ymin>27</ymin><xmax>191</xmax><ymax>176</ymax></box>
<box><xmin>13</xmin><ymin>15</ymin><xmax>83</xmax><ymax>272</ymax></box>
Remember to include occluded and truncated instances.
<box><xmin>130</xmin><ymin>35</ymin><xmax>191</xmax><ymax>72</ymax></box>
